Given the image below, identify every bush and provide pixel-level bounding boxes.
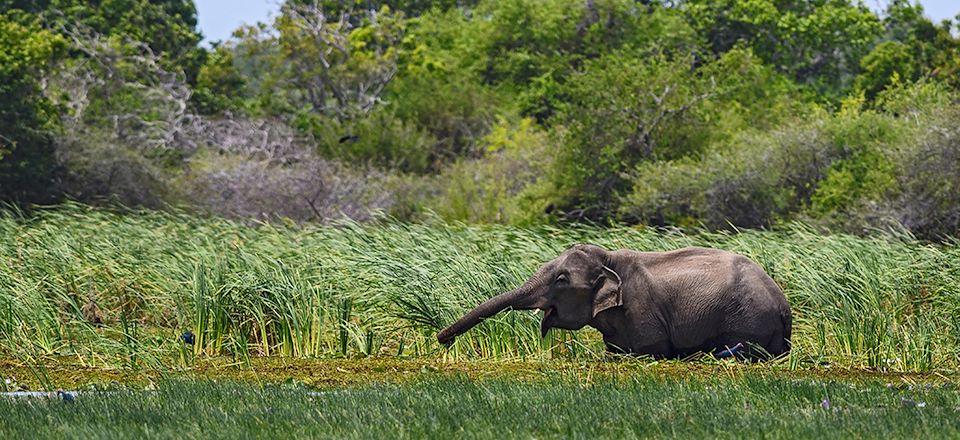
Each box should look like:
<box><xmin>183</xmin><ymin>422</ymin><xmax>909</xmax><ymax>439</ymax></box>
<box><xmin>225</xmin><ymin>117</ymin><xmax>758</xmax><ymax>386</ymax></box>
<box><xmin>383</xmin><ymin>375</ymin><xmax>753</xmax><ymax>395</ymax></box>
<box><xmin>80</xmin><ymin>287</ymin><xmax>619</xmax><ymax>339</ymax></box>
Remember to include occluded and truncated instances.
<box><xmin>385</xmin><ymin>74</ymin><xmax>502</xmax><ymax>170</ymax></box>
<box><xmin>809</xmin><ymin>82</ymin><xmax>958</xmax><ymax>237</ymax></box>
<box><xmin>854</xmin><ymin>41</ymin><xmax>916</xmax><ymax>101</ymax></box>
<box><xmin>807</xmin><ymin>111</ymin><xmax>901</xmax><ymax>221</ymax></box>
<box><xmin>621</xmin><ymin>114</ymin><xmax>866</xmax><ymax>230</ymax></box>
<box><xmin>621</xmin><ymin>137</ymin><xmax>791</xmax><ymax>230</ymax></box>
<box><xmin>621</xmin><ymin>81</ymin><xmax>960</xmax><ymax>238</ymax></box>
<box><xmin>549</xmin><ymin>47</ymin><xmax>797</xmax><ymax>223</ymax></box>
<box><xmin>889</xmin><ymin>108</ymin><xmax>960</xmax><ymax>239</ymax></box>
<box><xmin>308</xmin><ymin>109</ymin><xmax>437</xmax><ymax>173</ymax></box>
<box><xmin>55</xmin><ymin>132</ymin><xmax>172</xmax><ymax>208</ymax></box>
<box><xmin>426</xmin><ymin>117</ymin><xmax>551</xmax><ymax>223</ymax></box>
<box><xmin>548</xmin><ymin>50</ymin><xmax>717</xmax><ymax>220</ymax></box>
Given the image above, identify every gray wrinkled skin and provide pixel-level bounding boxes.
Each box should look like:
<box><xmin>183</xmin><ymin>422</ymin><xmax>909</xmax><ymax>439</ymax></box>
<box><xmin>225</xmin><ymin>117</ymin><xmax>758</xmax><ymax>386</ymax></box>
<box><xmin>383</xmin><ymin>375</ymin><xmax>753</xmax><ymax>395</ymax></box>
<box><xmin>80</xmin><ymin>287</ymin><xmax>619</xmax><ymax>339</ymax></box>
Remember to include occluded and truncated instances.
<box><xmin>437</xmin><ymin>244</ymin><xmax>792</xmax><ymax>360</ymax></box>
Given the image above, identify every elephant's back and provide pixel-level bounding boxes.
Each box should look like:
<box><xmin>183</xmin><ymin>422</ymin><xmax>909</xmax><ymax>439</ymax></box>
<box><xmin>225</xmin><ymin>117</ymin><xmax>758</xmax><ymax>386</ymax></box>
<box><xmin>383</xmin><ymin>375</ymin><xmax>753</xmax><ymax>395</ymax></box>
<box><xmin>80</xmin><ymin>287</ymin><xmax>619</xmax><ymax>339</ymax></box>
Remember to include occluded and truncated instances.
<box><xmin>638</xmin><ymin>246</ymin><xmax>785</xmax><ymax>306</ymax></box>
<box><xmin>627</xmin><ymin>247</ymin><xmax>747</xmax><ymax>320</ymax></box>
<box><xmin>629</xmin><ymin>247</ymin><xmax>749</xmax><ymax>288</ymax></box>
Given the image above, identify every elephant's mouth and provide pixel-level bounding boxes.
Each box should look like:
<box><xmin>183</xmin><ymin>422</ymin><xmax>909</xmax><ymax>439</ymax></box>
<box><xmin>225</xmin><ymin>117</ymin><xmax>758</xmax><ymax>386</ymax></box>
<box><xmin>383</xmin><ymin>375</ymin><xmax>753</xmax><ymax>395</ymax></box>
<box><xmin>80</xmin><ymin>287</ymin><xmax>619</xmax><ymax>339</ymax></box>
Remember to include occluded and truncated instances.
<box><xmin>540</xmin><ymin>306</ymin><xmax>555</xmax><ymax>338</ymax></box>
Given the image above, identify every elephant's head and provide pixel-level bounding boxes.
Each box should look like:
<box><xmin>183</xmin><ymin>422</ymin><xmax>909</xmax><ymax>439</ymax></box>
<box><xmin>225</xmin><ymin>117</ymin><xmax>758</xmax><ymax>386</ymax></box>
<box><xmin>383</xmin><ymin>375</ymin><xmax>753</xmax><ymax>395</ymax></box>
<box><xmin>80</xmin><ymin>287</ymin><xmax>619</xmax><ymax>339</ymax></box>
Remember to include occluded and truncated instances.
<box><xmin>437</xmin><ymin>244</ymin><xmax>622</xmax><ymax>345</ymax></box>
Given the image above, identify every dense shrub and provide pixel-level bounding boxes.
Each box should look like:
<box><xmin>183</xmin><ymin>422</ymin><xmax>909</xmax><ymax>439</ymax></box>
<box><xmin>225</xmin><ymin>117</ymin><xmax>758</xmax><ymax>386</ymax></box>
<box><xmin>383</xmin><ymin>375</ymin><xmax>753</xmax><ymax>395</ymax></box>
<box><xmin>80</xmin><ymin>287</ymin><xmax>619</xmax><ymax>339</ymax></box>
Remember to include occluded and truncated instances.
<box><xmin>889</xmin><ymin>109</ymin><xmax>960</xmax><ymax>239</ymax></box>
<box><xmin>807</xmin><ymin>83</ymin><xmax>958</xmax><ymax>237</ymax></box>
<box><xmin>386</xmin><ymin>74</ymin><xmax>502</xmax><ymax>169</ymax></box>
<box><xmin>683</xmin><ymin>0</ymin><xmax>882</xmax><ymax>99</ymax></box>
<box><xmin>548</xmin><ymin>47</ymin><xmax>801</xmax><ymax>223</ymax></box>
<box><xmin>547</xmin><ymin>51</ymin><xmax>715</xmax><ymax>220</ymax></box>
<box><xmin>621</xmin><ymin>81</ymin><xmax>960</xmax><ymax>237</ymax></box>
<box><xmin>854</xmin><ymin>41</ymin><xmax>916</xmax><ymax>100</ymax></box>
<box><xmin>54</xmin><ymin>134</ymin><xmax>172</xmax><ymax>208</ymax></box>
<box><xmin>621</xmin><ymin>132</ymin><xmax>792</xmax><ymax>230</ymax></box>
<box><xmin>307</xmin><ymin>109</ymin><xmax>436</xmax><ymax>173</ymax></box>
<box><xmin>426</xmin><ymin>117</ymin><xmax>552</xmax><ymax>223</ymax></box>
<box><xmin>621</xmin><ymin>111</ymin><xmax>902</xmax><ymax>230</ymax></box>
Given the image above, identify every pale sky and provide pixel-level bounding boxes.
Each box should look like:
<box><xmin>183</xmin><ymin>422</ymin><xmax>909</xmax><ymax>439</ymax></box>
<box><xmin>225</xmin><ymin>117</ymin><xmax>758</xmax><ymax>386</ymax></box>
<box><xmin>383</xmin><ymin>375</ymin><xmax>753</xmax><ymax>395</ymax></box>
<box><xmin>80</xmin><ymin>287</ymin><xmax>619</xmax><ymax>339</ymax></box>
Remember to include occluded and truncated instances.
<box><xmin>195</xmin><ymin>0</ymin><xmax>959</xmax><ymax>45</ymax></box>
<box><xmin>195</xmin><ymin>0</ymin><xmax>280</xmax><ymax>44</ymax></box>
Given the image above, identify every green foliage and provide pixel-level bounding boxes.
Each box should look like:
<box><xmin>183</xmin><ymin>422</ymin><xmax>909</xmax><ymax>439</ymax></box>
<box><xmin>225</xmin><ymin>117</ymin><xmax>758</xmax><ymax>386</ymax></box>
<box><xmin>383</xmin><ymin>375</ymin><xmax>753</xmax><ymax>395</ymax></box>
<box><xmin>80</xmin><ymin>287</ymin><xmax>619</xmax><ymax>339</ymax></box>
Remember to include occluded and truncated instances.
<box><xmin>550</xmin><ymin>51</ymin><xmax>712</xmax><ymax>219</ymax></box>
<box><xmin>426</xmin><ymin>117</ymin><xmax>552</xmax><ymax>223</ymax></box>
<box><xmin>621</xmin><ymin>135</ymin><xmax>791</xmax><ymax>229</ymax></box>
<box><xmin>0</xmin><ymin>13</ymin><xmax>66</xmax><ymax>204</ymax></box>
<box><xmin>620</xmin><ymin>81</ymin><xmax>959</xmax><ymax>237</ymax></box>
<box><xmin>808</xmin><ymin>110</ymin><xmax>902</xmax><ymax>219</ymax></box>
<box><xmin>854</xmin><ymin>42</ymin><xmax>916</xmax><ymax>100</ymax></box>
<box><xmin>684</xmin><ymin>0</ymin><xmax>883</xmax><ymax>99</ymax></box>
<box><xmin>308</xmin><ymin>108</ymin><xmax>435</xmax><ymax>172</ymax></box>
<box><xmin>881</xmin><ymin>0</ymin><xmax>960</xmax><ymax>90</ymax></box>
<box><xmin>213</xmin><ymin>23</ymin><xmax>284</xmax><ymax>115</ymax></box>
<box><xmin>692</xmin><ymin>47</ymin><xmax>809</xmax><ymax>142</ymax></box>
<box><xmin>619</xmin><ymin>158</ymin><xmax>709</xmax><ymax>227</ymax></box>
<box><xmin>877</xmin><ymin>84</ymin><xmax>960</xmax><ymax>239</ymax></box>
<box><xmin>804</xmin><ymin>82</ymin><xmax>960</xmax><ymax>238</ymax></box>
<box><xmin>3</xmin><ymin>0</ymin><xmax>960</xmax><ymax>237</ymax></box>
<box><xmin>273</xmin><ymin>3</ymin><xmax>404</xmax><ymax>120</ymax></box>
<box><xmin>471</xmin><ymin>0</ymin><xmax>701</xmax><ymax>120</ymax></box>
<box><xmin>875</xmin><ymin>78</ymin><xmax>956</xmax><ymax>115</ymax></box>
<box><xmin>386</xmin><ymin>74</ymin><xmax>502</xmax><ymax>167</ymax></box>
<box><xmin>385</xmin><ymin>7</ymin><xmax>508</xmax><ymax>167</ymax></box>
<box><xmin>472</xmin><ymin>0</ymin><xmax>585</xmax><ymax>86</ymax></box>
<box><xmin>294</xmin><ymin>0</ymin><xmax>476</xmax><ymax>17</ymax></box>
<box><xmin>548</xmin><ymin>47</ymin><xmax>797</xmax><ymax>221</ymax></box>
<box><xmin>2</xmin><ymin>0</ymin><xmax>205</xmax><ymax>81</ymax></box>
<box><xmin>192</xmin><ymin>45</ymin><xmax>247</xmax><ymax>114</ymax></box>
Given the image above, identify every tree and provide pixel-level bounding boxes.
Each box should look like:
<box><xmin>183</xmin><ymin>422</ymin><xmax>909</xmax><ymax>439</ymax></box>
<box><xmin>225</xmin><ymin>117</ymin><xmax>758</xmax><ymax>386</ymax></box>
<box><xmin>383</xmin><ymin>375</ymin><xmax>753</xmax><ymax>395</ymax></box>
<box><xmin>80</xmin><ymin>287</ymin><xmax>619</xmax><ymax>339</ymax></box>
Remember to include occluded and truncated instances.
<box><xmin>1</xmin><ymin>0</ymin><xmax>205</xmax><ymax>82</ymax></box>
<box><xmin>272</xmin><ymin>1</ymin><xmax>405</xmax><ymax>121</ymax></box>
<box><xmin>682</xmin><ymin>0</ymin><xmax>882</xmax><ymax>99</ymax></box>
<box><xmin>303</xmin><ymin>0</ymin><xmax>476</xmax><ymax>17</ymax></box>
<box><xmin>854</xmin><ymin>41</ymin><xmax>915</xmax><ymax>100</ymax></box>
<box><xmin>549</xmin><ymin>51</ymin><xmax>719</xmax><ymax>220</ymax></box>
<box><xmin>0</xmin><ymin>13</ymin><xmax>66</xmax><ymax>204</ymax></box>
<box><xmin>192</xmin><ymin>44</ymin><xmax>247</xmax><ymax>114</ymax></box>
<box><xmin>877</xmin><ymin>0</ymin><xmax>960</xmax><ymax>90</ymax></box>
<box><xmin>469</xmin><ymin>0</ymin><xmax>700</xmax><ymax>120</ymax></box>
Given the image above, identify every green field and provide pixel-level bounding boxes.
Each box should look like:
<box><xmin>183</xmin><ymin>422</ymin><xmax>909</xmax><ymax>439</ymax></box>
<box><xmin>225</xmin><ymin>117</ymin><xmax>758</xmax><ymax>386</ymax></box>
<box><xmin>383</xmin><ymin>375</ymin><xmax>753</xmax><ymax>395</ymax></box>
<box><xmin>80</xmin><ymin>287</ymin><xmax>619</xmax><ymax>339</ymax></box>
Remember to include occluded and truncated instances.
<box><xmin>2</xmin><ymin>375</ymin><xmax>959</xmax><ymax>439</ymax></box>
<box><xmin>2</xmin><ymin>205</ymin><xmax>960</xmax><ymax>437</ymax></box>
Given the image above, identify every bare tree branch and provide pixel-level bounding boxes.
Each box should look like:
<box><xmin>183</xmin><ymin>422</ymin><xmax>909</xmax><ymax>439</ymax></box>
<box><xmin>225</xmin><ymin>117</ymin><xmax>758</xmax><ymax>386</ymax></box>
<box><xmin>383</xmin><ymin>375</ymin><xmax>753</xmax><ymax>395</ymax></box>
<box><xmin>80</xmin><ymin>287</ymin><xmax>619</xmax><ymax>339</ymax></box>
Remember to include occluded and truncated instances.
<box><xmin>279</xmin><ymin>1</ymin><xmax>402</xmax><ymax>121</ymax></box>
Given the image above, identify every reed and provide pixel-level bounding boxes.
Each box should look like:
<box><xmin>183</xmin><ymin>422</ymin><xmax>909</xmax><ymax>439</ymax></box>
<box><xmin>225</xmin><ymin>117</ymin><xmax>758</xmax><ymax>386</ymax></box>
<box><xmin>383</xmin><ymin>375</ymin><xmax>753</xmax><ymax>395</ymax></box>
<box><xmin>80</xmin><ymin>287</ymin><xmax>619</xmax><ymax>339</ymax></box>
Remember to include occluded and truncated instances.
<box><xmin>1</xmin><ymin>204</ymin><xmax>958</xmax><ymax>371</ymax></box>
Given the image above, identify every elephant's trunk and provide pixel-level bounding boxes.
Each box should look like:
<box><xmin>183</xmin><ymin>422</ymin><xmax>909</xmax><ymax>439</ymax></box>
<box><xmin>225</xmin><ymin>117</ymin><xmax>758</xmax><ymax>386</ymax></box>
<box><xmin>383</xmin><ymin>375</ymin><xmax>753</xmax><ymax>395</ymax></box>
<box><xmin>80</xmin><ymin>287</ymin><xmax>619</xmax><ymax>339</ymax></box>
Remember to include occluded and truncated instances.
<box><xmin>437</xmin><ymin>274</ymin><xmax>546</xmax><ymax>345</ymax></box>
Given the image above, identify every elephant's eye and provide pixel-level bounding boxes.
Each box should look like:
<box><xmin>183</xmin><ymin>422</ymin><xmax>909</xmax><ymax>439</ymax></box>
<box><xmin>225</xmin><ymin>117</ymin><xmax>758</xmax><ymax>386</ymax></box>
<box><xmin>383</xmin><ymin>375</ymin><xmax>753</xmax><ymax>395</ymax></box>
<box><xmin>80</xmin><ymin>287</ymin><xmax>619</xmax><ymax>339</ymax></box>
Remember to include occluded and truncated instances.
<box><xmin>555</xmin><ymin>274</ymin><xmax>568</xmax><ymax>285</ymax></box>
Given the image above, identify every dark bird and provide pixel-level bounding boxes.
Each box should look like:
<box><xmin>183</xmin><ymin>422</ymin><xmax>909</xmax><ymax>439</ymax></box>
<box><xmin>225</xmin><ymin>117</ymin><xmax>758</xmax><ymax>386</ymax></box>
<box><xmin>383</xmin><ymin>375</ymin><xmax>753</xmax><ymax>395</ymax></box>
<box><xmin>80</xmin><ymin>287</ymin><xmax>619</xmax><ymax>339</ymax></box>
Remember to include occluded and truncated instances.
<box><xmin>56</xmin><ymin>389</ymin><xmax>76</xmax><ymax>402</ymax></box>
<box><xmin>715</xmin><ymin>342</ymin><xmax>744</xmax><ymax>359</ymax></box>
<box><xmin>338</xmin><ymin>134</ymin><xmax>359</xmax><ymax>144</ymax></box>
<box><xmin>181</xmin><ymin>331</ymin><xmax>195</xmax><ymax>345</ymax></box>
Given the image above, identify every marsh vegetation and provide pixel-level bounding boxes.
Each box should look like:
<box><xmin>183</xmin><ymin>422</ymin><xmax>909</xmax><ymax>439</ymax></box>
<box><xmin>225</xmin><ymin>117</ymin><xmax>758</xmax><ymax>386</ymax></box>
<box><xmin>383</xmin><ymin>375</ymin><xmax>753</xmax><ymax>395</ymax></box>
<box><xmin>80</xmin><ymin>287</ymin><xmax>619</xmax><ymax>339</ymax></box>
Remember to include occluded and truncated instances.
<box><xmin>1</xmin><ymin>205</ymin><xmax>957</xmax><ymax>375</ymax></box>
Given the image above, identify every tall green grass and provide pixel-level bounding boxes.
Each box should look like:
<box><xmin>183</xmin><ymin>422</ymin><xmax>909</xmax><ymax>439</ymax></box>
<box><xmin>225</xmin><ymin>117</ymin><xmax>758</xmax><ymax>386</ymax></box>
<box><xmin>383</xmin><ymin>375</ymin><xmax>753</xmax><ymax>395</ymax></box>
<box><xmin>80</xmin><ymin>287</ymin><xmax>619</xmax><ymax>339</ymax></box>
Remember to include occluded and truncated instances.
<box><xmin>1</xmin><ymin>204</ymin><xmax>958</xmax><ymax>371</ymax></box>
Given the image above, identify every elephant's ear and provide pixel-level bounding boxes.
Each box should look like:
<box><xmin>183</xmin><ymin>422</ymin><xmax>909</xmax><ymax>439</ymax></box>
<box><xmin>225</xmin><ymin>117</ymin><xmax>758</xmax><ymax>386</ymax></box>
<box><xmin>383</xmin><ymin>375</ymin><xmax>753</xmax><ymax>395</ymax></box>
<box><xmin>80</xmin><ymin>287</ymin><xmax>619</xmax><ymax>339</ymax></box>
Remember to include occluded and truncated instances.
<box><xmin>592</xmin><ymin>265</ymin><xmax>623</xmax><ymax>317</ymax></box>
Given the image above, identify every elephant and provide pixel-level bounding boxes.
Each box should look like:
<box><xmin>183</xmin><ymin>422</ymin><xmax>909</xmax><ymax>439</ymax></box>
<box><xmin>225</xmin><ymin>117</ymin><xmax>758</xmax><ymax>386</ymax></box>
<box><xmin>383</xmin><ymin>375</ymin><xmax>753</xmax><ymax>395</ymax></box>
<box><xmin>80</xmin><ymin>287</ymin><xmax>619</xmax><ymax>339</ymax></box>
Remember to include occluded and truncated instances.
<box><xmin>437</xmin><ymin>244</ymin><xmax>791</xmax><ymax>360</ymax></box>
